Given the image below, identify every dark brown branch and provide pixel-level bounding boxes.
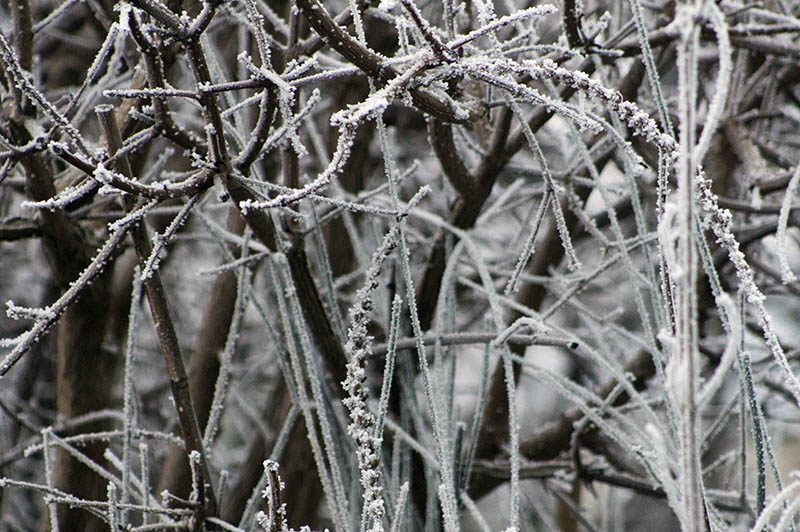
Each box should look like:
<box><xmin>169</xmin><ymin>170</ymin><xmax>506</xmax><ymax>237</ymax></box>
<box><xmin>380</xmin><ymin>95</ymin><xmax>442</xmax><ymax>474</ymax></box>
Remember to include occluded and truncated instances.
<box><xmin>51</xmin><ymin>142</ymin><xmax>213</xmax><ymax>200</ymax></box>
<box><xmin>562</xmin><ymin>0</ymin><xmax>585</xmax><ymax>49</ymax></box>
<box><xmin>0</xmin><ymin>218</ymin><xmax>41</xmax><ymax>240</ymax></box>
<box><xmin>97</xmin><ymin>106</ymin><xmax>217</xmax><ymax>526</ymax></box>
<box><xmin>427</xmin><ymin>119</ymin><xmax>477</xmax><ymax>200</ymax></box>
<box><xmin>466</xmin><ymin>350</ymin><xmax>656</xmax><ymax>499</ymax></box>
<box><xmin>0</xmin><ymin>21</ymin><xmax>118</xmax><ymax>528</ymax></box>
<box><xmin>413</xmin><ymin>55</ymin><xmax>596</xmax><ymax>330</ymax></box>
<box><xmin>170</xmin><ymin>12</ymin><xmax>349</xmax><ymax>401</ymax></box>
<box><xmin>371</xmin><ymin>332</ymin><xmax>580</xmax><ymax>358</ymax></box>
<box><xmin>415</xmin><ymin>105</ymin><xmax>514</xmax><ymax>331</ymax></box>
<box><xmin>8</xmin><ymin>0</ymin><xmax>33</xmax><ymax>115</ymax></box>
<box><xmin>285</xmin><ymin>240</ymin><xmax>348</xmax><ymax>392</ymax></box>
<box><xmin>235</xmin><ymin>86</ymin><xmax>278</xmax><ymax>174</ymax></box>
<box><xmin>294</xmin><ymin>0</ymin><xmax>474</xmax><ymax>124</ymax></box>
<box><xmin>128</xmin><ymin>0</ymin><xmax>184</xmax><ymax>33</ymax></box>
<box><xmin>399</xmin><ymin>0</ymin><xmax>456</xmax><ymax>63</ymax></box>
<box><xmin>129</xmin><ymin>13</ymin><xmax>207</xmax><ymax>154</ymax></box>
<box><xmin>413</xmin><ymin>56</ymin><xmax>601</xmax><ymax>331</ymax></box>
<box><xmin>616</xmin><ymin>23</ymin><xmax>800</xmax><ymax>59</ymax></box>
<box><xmin>185</xmin><ymin>40</ymin><xmax>229</xmax><ymax>168</ymax></box>
<box><xmin>157</xmin><ymin>209</ymin><xmax>246</xmax><ymax>504</ymax></box>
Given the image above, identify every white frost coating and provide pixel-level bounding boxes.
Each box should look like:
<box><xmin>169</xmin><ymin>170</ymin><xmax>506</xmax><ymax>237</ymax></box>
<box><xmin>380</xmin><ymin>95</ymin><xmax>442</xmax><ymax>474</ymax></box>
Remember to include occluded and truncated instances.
<box><xmin>506</xmin><ymin>48</ymin><xmax>800</xmax><ymax>408</ymax></box>
<box><xmin>438</xmin><ymin>483</ymin><xmax>458</xmax><ymax>532</ymax></box>
<box><xmin>241</xmin><ymin>58</ymin><xmax>429</xmax><ymax>213</ymax></box>
<box><xmin>643</xmin><ymin>423</ymin><xmax>683</xmax><ymax>521</ymax></box>
<box><xmin>5</xmin><ymin>301</ymin><xmax>49</xmax><ymax>321</ymax></box>
<box><xmin>698</xmin><ymin>293</ymin><xmax>740</xmax><ymax>406</ymax></box>
<box><xmin>692</xmin><ymin>2</ymin><xmax>731</xmax><ymax>166</ymax></box>
<box><xmin>255</xmin><ymin>460</ymin><xmax>288</xmax><ymax>532</ymax></box>
<box><xmin>0</xmin><ymin>33</ymin><xmax>92</xmax><ymax>158</ymax></box>
<box><xmin>0</xmin><ymin>200</ymin><xmax>154</xmax><ymax>377</ymax></box>
<box><xmin>342</xmin><ymin>226</ymin><xmax>400</xmax><ymax>532</ymax></box>
<box><xmin>776</xmin><ymin>163</ymin><xmax>800</xmax><ymax>283</ymax></box>
<box><xmin>239</xmin><ymin>124</ymin><xmax>356</xmax><ymax>212</ymax></box>
<box><xmin>463</xmin><ymin>59</ymin><xmax>601</xmax><ymax>134</ymax></box>
<box><xmin>120</xmin><ymin>268</ymin><xmax>143</xmax><ymax>526</ymax></box>
<box><xmin>751</xmin><ymin>478</ymin><xmax>800</xmax><ymax>532</ymax></box>
<box><xmin>271</xmin><ymin>257</ymin><xmax>350</xmax><ymax>531</ymax></box>
<box><xmin>236</xmin><ymin>49</ymin><xmax>307</xmax><ymax>156</ymax></box>
<box><xmin>94</xmin><ymin>163</ymin><xmax>114</xmax><ymax>184</ymax></box>
<box><xmin>491</xmin><ymin>317</ymin><xmax>547</xmax><ymax>349</ymax></box>
<box><xmin>22</xmin><ymin>175</ymin><xmax>97</xmax><ymax>211</ymax></box>
<box><xmin>203</xmin><ymin>260</ymin><xmax>251</xmax><ymax>449</ymax></box>
<box><xmin>627</xmin><ymin>0</ymin><xmax>673</xmax><ymax>136</ymax></box>
<box><xmin>697</xmin><ymin>171</ymin><xmax>800</xmax><ymax>407</ymax></box>
<box><xmin>448</xmin><ymin>4</ymin><xmax>556</xmax><ymax>49</ymax></box>
<box><xmin>509</xmin><ymin>100</ymin><xmax>582</xmax><ymax>272</ymax></box>
<box><xmin>657</xmin><ymin>202</ymin><xmax>680</xmax><ymax>282</ymax></box>
<box><xmin>108</xmin><ymin>200</ymin><xmax>157</xmax><ymax>232</ymax></box>
<box><xmin>141</xmin><ymin>195</ymin><xmax>199</xmax><ymax>281</ymax></box>
<box><xmin>243</xmin><ymin>88</ymin><xmax>321</xmax><ymax>163</ymax></box>
<box><xmin>331</xmin><ymin>59</ymin><xmax>427</xmax><ymax>128</ymax></box>
<box><xmin>504</xmin><ymin>190</ymin><xmax>550</xmax><ymax>295</ymax></box>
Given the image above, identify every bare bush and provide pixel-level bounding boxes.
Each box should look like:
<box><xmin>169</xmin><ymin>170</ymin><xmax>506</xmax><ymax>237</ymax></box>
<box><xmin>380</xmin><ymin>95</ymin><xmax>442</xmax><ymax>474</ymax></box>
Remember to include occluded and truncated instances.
<box><xmin>2</xmin><ymin>0</ymin><xmax>800</xmax><ymax>531</ymax></box>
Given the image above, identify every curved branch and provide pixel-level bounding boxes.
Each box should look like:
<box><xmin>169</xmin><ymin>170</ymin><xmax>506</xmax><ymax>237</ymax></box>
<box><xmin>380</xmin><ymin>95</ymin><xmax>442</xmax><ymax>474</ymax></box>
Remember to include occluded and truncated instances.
<box><xmin>294</xmin><ymin>0</ymin><xmax>474</xmax><ymax>124</ymax></box>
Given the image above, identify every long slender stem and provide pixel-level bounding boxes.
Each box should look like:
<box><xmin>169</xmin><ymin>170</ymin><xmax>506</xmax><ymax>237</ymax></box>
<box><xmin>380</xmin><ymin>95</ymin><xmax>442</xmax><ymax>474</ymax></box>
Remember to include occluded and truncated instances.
<box><xmin>676</xmin><ymin>3</ymin><xmax>703</xmax><ymax>529</ymax></box>
<box><xmin>97</xmin><ymin>106</ymin><xmax>217</xmax><ymax>527</ymax></box>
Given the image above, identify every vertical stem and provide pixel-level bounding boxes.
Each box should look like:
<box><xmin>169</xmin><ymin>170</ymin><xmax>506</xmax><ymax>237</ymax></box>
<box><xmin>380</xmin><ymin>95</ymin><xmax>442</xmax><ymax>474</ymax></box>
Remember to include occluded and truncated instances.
<box><xmin>9</xmin><ymin>0</ymin><xmax>33</xmax><ymax>113</ymax></box>
<box><xmin>97</xmin><ymin>106</ymin><xmax>217</xmax><ymax>527</ymax></box>
<box><xmin>676</xmin><ymin>2</ymin><xmax>703</xmax><ymax>529</ymax></box>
